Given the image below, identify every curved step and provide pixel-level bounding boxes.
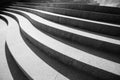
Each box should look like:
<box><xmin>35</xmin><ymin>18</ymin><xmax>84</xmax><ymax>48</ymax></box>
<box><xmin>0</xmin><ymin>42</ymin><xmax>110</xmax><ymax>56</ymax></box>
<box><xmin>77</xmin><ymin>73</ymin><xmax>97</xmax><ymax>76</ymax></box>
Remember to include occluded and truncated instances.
<box><xmin>3</xmin><ymin>11</ymin><xmax>101</xmax><ymax>80</ymax></box>
<box><xmin>9</xmin><ymin>6</ymin><xmax>120</xmax><ymax>37</ymax></box>
<box><xmin>6</xmin><ymin>9</ymin><xmax>120</xmax><ymax>55</ymax></box>
<box><xmin>0</xmin><ymin>19</ymin><xmax>13</xmax><ymax>80</ymax></box>
<box><xmin>20</xmin><ymin>21</ymin><xmax>101</xmax><ymax>80</ymax></box>
<box><xmin>6</xmin><ymin>9</ymin><xmax>120</xmax><ymax>64</ymax></box>
<box><xmin>15</xmin><ymin>2</ymin><xmax>120</xmax><ymax>15</ymax></box>
<box><xmin>5</xmin><ymin>42</ymin><xmax>29</xmax><ymax>80</ymax></box>
<box><xmin>2</xmin><ymin>14</ymin><xmax>68</xmax><ymax>80</ymax></box>
<box><xmin>11</xmin><ymin>5</ymin><xmax>120</xmax><ymax>25</ymax></box>
<box><xmin>4</xmin><ymin>11</ymin><xmax>120</xmax><ymax>80</ymax></box>
<box><xmin>0</xmin><ymin>16</ymin><xmax>29</xmax><ymax>80</ymax></box>
<box><xmin>0</xmin><ymin>15</ymin><xmax>8</xmax><ymax>25</ymax></box>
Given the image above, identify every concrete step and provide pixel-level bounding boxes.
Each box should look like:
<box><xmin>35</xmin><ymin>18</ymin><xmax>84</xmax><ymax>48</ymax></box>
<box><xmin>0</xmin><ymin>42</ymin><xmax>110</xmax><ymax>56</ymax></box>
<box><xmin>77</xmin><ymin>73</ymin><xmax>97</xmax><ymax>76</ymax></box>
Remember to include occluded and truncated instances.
<box><xmin>1</xmin><ymin>14</ymin><xmax>69</xmax><ymax>80</ymax></box>
<box><xmin>21</xmin><ymin>22</ymin><xmax>101</xmax><ymax>80</ymax></box>
<box><xmin>0</xmin><ymin>18</ymin><xmax>13</xmax><ymax>80</ymax></box>
<box><xmin>9</xmin><ymin>6</ymin><xmax>120</xmax><ymax>38</ymax></box>
<box><xmin>7</xmin><ymin>7</ymin><xmax>120</xmax><ymax>65</ymax></box>
<box><xmin>14</xmin><ymin>2</ymin><xmax>120</xmax><ymax>15</ymax></box>
<box><xmin>1</xmin><ymin>11</ymin><xmax>102</xmax><ymax>80</ymax></box>
<box><xmin>9</xmin><ymin>9</ymin><xmax>120</xmax><ymax>63</ymax></box>
<box><xmin>3</xmin><ymin>11</ymin><xmax>120</xmax><ymax>80</ymax></box>
<box><xmin>0</xmin><ymin>15</ymin><xmax>8</xmax><ymax>24</ymax></box>
<box><xmin>6</xmin><ymin>8</ymin><xmax>120</xmax><ymax>55</ymax></box>
<box><xmin>1</xmin><ymin>2</ymin><xmax>120</xmax><ymax>80</ymax></box>
<box><xmin>11</xmin><ymin>4</ymin><xmax>120</xmax><ymax>25</ymax></box>
<box><xmin>0</xmin><ymin>15</ymin><xmax>29</xmax><ymax>80</ymax></box>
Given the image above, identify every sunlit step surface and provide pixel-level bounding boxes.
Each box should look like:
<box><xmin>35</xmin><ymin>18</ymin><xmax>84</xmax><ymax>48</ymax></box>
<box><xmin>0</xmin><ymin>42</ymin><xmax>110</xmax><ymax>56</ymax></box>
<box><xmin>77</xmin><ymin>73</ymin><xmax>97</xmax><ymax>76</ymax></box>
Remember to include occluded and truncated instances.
<box><xmin>0</xmin><ymin>19</ymin><xmax>13</xmax><ymax>80</ymax></box>
<box><xmin>10</xmin><ymin>6</ymin><xmax>120</xmax><ymax>28</ymax></box>
<box><xmin>9</xmin><ymin>6</ymin><xmax>120</xmax><ymax>37</ymax></box>
<box><xmin>1</xmin><ymin>2</ymin><xmax>120</xmax><ymax>80</ymax></box>
<box><xmin>4</xmin><ymin>11</ymin><xmax>120</xmax><ymax>79</ymax></box>
<box><xmin>11</xmin><ymin>4</ymin><xmax>120</xmax><ymax>25</ymax></box>
<box><xmin>6</xmin><ymin>8</ymin><xmax>120</xmax><ymax>54</ymax></box>
<box><xmin>14</xmin><ymin>2</ymin><xmax>120</xmax><ymax>15</ymax></box>
<box><xmin>1</xmin><ymin>14</ymin><xmax>68</xmax><ymax>80</ymax></box>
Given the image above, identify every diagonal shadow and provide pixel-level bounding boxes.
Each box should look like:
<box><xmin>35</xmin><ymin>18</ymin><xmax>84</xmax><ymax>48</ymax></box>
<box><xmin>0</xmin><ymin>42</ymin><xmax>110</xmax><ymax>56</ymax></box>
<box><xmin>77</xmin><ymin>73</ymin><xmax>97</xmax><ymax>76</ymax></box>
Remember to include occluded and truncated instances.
<box><xmin>20</xmin><ymin>27</ymin><xmax>101</xmax><ymax>80</ymax></box>
<box><xmin>0</xmin><ymin>15</ymin><xmax>8</xmax><ymax>25</ymax></box>
<box><xmin>5</xmin><ymin>42</ymin><xmax>30</xmax><ymax>80</ymax></box>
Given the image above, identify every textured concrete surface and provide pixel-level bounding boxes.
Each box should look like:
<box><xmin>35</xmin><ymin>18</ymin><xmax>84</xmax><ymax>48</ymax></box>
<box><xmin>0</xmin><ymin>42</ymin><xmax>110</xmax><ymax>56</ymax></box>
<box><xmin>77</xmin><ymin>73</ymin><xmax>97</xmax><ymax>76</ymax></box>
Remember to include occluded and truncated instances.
<box><xmin>0</xmin><ymin>19</ymin><xmax>13</xmax><ymax>80</ymax></box>
<box><xmin>1</xmin><ymin>1</ymin><xmax>120</xmax><ymax>80</ymax></box>
<box><xmin>2</xmin><ymin>14</ymin><xmax>69</xmax><ymax>80</ymax></box>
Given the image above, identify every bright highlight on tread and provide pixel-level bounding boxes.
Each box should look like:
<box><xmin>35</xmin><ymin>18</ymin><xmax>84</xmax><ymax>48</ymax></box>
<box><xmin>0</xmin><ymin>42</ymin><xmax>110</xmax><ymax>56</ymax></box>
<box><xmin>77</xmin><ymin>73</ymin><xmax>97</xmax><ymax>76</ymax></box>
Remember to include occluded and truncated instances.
<box><xmin>0</xmin><ymin>2</ymin><xmax>120</xmax><ymax>80</ymax></box>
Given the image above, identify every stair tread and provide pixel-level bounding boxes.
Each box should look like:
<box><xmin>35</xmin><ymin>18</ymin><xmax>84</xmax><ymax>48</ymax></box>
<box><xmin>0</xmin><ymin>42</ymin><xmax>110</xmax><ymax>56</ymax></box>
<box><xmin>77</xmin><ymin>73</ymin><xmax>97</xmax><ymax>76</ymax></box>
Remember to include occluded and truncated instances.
<box><xmin>3</xmin><ymin>14</ymin><xmax>68</xmax><ymax>80</ymax></box>
<box><xmin>0</xmin><ymin>19</ymin><xmax>13</xmax><ymax>80</ymax></box>
<box><xmin>6</xmin><ymin>11</ymin><xmax>120</xmax><ymax>76</ymax></box>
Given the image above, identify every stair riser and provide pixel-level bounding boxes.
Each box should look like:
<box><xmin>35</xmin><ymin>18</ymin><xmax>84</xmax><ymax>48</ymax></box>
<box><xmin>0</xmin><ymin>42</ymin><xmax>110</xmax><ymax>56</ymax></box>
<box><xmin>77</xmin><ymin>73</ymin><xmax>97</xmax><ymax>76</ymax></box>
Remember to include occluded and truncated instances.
<box><xmin>4</xmin><ymin>11</ymin><xmax>120</xmax><ymax>80</ymax></box>
<box><xmin>6</xmin><ymin>9</ymin><xmax>120</xmax><ymax>55</ymax></box>
<box><xmin>0</xmin><ymin>15</ymin><xmax>8</xmax><ymax>25</ymax></box>
<box><xmin>10</xmin><ymin>7</ymin><xmax>120</xmax><ymax>37</ymax></box>
<box><xmin>14</xmin><ymin>3</ymin><xmax>120</xmax><ymax>15</ymax></box>
<box><xmin>13</xmin><ymin>5</ymin><xmax>120</xmax><ymax>25</ymax></box>
<box><xmin>20</xmin><ymin>26</ymin><xmax>120</xmax><ymax>80</ymax></box>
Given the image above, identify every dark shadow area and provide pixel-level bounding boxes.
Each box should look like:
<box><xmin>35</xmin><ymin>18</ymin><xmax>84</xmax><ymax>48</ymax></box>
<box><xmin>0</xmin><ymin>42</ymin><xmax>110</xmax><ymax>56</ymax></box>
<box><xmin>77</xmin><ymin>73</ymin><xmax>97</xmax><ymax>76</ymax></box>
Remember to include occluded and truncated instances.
<box><xmin>9</xmin><ymin>9</ymin><xmax>120</xmax><ymax>60</ymax></box>
<box><xmin>5</xmin><ymin>42</ymin><xmax>30</xmax><ymax>80</ymax></box>
<box><xmin>4</xmin><ymin>4</ymin><xmax>120</xmax><ymax>80</ymax></box>
<box><xmin>0</xmin><ymin>0</ymin><xmax>30</xmax><ymax>10</ymax></box>
<box><xmin>20</xmin><ymin>22</ymin><xmax>120</xmax><ymax>80</ymax></box>
<box><xmin>0</xmin><ymin>15</ymin><xmax>8</xmax><ymax>25</ymax></box>
<box><xmin>20</xmin><ymin>25</ymin><xmax>103</xmax><ymax>80</ymax></box>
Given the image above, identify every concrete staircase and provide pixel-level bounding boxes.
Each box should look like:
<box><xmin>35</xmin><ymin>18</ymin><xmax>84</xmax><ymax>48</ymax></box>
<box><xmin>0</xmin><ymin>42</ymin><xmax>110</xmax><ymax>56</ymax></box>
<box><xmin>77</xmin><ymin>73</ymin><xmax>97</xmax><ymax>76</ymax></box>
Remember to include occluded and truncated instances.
<box><xmin>0</xmin><ymin>2</ymin><xmax>120</xmax><ymax>80</ymax></box>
